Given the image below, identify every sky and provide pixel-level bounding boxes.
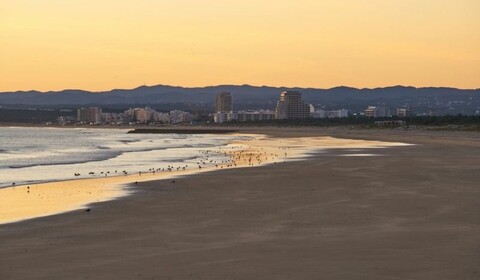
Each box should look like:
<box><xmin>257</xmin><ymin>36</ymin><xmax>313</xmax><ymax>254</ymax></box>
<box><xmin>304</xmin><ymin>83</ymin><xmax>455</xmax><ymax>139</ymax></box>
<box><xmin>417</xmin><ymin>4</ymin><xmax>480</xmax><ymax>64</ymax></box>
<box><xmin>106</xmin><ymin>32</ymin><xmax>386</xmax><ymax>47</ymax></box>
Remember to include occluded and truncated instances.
<box><xmin>0</xmin><ymin>0</ymin><xmax>479</xmax><ymax>91</ymax></box>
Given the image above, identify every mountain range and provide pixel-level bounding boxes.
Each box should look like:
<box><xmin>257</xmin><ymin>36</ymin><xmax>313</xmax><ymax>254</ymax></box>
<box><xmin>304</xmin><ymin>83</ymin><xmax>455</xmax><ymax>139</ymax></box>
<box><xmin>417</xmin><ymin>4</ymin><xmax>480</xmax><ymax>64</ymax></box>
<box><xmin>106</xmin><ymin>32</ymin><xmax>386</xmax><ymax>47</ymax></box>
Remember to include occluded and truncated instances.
<box><xmin>1</xmin><ymin>85</ymin><xmax>479</xmax><ymax>114</ymax></box>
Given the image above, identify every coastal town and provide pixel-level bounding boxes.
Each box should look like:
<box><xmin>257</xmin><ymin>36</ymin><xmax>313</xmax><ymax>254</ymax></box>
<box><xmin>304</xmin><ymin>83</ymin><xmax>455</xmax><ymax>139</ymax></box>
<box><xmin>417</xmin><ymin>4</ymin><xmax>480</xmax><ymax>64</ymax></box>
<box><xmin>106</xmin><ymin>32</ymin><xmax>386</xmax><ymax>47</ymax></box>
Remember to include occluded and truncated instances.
<box><xmin>54</xmin><ymin>91</ymin><xmax>420</xmax><ymax>126</ymax></box>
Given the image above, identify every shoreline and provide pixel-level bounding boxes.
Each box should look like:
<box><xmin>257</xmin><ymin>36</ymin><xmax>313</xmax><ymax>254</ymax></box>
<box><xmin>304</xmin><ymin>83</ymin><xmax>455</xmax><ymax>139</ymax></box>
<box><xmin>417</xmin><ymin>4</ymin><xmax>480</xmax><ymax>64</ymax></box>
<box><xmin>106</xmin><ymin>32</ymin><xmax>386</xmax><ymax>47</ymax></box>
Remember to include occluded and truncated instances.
<box><xmin>0</xmin><ymin>133</ymin><xmax>262</xmax><ymax>224</ymax></box>
<box><xmin>0</xmin><ymin>132</ymin><xmax>411</xmax><ymax>225</ymax></box>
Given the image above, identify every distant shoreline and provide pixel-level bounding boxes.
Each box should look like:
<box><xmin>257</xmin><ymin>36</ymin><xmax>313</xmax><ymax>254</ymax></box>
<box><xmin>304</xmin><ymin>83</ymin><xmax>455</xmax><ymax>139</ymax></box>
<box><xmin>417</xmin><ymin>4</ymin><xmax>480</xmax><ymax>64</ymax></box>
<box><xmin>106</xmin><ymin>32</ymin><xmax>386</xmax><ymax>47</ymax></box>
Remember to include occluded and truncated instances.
<box><xmin>0</xmin><ymin>124</ymin><xmax>241</xmax><ymax>134</ymax></box>
<box><xmin>127</xmin><ymin>128</ymin><xmax>239</xmax><ymax>134</ymax></box>
<box><xmin>0</xmin><ymin>123</ymin><xmax>233</xmax><ymax>131</ymax></box>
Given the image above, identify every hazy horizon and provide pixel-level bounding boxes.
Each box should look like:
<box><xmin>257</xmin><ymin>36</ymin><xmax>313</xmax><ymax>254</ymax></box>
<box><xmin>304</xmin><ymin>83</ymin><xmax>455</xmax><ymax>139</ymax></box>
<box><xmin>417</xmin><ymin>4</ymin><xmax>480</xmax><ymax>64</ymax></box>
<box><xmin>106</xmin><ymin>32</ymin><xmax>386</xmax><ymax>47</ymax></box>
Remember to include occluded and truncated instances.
<box><xmin>1</xmin><ymin>0</ymin><xmax>479</xmax><ymax>91</ymax></box>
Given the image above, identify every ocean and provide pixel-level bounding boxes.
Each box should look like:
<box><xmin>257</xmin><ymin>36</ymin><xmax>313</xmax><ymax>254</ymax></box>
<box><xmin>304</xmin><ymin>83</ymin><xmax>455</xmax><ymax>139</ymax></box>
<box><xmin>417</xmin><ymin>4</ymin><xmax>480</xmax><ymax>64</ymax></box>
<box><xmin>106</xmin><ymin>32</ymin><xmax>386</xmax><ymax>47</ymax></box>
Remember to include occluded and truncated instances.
<box><xmin>0</xmin><ymin>127</ymin><xmax>249</xmax><ymax>188</ymax></box>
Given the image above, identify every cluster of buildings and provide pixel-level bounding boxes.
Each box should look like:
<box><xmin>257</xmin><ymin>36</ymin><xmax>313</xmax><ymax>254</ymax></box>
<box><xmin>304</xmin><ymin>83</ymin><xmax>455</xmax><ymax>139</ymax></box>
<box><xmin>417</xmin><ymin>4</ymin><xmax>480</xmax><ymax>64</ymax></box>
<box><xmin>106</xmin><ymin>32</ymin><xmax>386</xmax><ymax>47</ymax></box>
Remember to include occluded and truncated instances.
<box><xmin>64</xmin><ymin>91</ymin><xmax>420</xmax><ymax>126</ymax></box>
<box><xmin>363</xmin><ymin>106</ymin><xmax>414</xmax><ymax>118</ymax></box>
<box><xmin>213</xmin><ymin>91</ymin><xmax>349</xmax><ymax>123</ymax></box>
<box><xmin>213</xmin><ymin>92</ymin><xmax>277</xmax><ymax>123</ymax></box>
<box><xmin>214</xmin><ymin>109</ymin><xmax>276</xmax><ymax>123</ymax></box>
<box><xmin>213</xmin><ymin>90</ymin><xmax>419</xmax><ymax>124</ymax></box>
<box><xmin>74</xmin><ymin>107</ymin><xmax>192</xmax><ymax>125</ymax></box>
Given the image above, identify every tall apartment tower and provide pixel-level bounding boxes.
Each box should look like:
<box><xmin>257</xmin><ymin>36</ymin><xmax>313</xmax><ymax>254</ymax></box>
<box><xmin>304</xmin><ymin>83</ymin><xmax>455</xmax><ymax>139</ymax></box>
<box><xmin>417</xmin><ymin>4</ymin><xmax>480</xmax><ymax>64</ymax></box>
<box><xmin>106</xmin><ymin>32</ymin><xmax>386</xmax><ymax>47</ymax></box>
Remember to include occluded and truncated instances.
<box><xmin>275</xmin><ymin>91</ymin><xmax>310</xmax><ymax>119</ymax></box>
<box><xmin>215</xmin><ymin>92</ymin><xmax>233</xmax><ymax>113</ymax></box>
<box><xmin>77</xmin><ymin>107</ymin><xmax>102</xmax><ymax>123</ymax></box>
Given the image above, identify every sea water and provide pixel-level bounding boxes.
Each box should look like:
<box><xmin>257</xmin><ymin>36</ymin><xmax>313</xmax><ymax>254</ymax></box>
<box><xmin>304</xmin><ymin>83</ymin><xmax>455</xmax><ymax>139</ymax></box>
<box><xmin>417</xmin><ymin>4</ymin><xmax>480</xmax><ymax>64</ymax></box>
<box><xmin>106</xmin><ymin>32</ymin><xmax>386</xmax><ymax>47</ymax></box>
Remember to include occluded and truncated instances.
<box><xmin>0</xmin><ymin>127</ymin><xmax>249</xmax><ymax>188</ymax></box>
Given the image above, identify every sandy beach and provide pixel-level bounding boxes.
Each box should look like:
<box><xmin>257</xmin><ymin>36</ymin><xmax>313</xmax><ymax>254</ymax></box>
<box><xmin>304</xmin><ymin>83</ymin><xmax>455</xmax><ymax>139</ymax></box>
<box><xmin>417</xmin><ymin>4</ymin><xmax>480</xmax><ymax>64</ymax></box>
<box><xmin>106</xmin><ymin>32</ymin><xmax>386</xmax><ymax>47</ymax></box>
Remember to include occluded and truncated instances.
<box><xmin>0</xmin><ymin>127</ymin><xmax>479</xmax><ymax>279</ymax></box>
<box><xmin>0</xmin><ymin>133</ymin><xmax>409</xmax><ymax>224</ymax></box>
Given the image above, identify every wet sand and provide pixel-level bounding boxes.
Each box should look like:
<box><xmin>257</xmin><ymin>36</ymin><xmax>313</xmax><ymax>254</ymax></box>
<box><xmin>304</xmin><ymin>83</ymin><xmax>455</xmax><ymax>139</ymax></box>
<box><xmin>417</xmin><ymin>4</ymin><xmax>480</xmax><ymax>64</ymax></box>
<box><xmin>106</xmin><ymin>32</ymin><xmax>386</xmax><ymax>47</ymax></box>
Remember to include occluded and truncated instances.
<box><xmin>0</xmin><ymin>134</ymin><xmax>408</xmax><ymax>224</ymax></box>
<box><xmin>0</xmin><ymin>128</ymin><xmax>479</xmax><ymax>280</ymax></box>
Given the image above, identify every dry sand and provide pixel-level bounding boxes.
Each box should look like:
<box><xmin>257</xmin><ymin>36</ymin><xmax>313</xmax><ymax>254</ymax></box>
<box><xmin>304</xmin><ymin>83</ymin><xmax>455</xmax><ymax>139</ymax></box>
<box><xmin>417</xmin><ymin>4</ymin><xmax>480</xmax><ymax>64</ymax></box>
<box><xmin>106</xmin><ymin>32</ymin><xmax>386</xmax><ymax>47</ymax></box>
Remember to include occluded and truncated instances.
<box><xmin>0</xmin><ymin>127</ymin><xmax>479</xmax><ymax>280</ymax></box>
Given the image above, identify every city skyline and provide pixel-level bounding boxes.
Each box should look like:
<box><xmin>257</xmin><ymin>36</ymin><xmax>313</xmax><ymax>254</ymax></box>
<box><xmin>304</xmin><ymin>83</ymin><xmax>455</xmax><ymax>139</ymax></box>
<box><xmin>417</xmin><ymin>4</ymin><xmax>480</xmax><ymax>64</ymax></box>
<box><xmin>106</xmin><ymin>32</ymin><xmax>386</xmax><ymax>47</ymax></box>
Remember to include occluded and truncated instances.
<box><xmin>1</xmin><ymin>0</ymin><xmax>479</xmax><ymax>91</ymax></box>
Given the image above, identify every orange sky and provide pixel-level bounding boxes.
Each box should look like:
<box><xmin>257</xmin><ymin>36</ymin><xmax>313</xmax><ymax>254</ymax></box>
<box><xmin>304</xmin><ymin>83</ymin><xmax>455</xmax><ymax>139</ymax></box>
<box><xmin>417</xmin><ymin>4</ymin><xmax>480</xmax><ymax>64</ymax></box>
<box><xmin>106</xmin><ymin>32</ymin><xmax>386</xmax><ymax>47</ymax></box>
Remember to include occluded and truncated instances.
<box><xmin>1</xmin><ymin>0</ymin><xmax>479</xmax><ymax>91</ymax></box>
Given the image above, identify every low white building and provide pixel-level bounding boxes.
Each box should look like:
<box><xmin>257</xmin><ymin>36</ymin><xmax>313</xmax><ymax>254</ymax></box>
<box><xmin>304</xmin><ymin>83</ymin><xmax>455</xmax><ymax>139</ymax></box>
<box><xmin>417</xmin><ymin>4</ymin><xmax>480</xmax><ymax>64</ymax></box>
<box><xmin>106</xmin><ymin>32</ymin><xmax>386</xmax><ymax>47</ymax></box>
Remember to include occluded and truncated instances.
<box><xmin>312</xmin><ymin>109</ymin><xmax>349</xmax><ymax>119</ymax></box>
<box><xmin>213</xmin><ymin>112</ymin><xmax>231</xmax><ymax>123</ymax></box>
<box><xmin>396</xmin><ymin>108</ymin><xmax>413</xmax><ymax>117</ymax></box>
<box><xmin>214</xmin><ymin>110</ymin><xmax>276</xmax><ymax>123</ymax></box>
<box><xmin>232</xmin><ymin>110</ymin><xmax>276</xmax><ymax>122</ymax></box>
<box><xmin>170</xmin><ymin>110</ymin><xmax>193</xmax><ymax>124</ymax></box>
<box><xmin>364</xmin><ymin>106</ymin><xmax>390</xmax><ymax>118</ymax></box>
<box><xmin>152</xmin><ymin>112</ymin><xmax>170</xmax><ymax>123</ymax></box>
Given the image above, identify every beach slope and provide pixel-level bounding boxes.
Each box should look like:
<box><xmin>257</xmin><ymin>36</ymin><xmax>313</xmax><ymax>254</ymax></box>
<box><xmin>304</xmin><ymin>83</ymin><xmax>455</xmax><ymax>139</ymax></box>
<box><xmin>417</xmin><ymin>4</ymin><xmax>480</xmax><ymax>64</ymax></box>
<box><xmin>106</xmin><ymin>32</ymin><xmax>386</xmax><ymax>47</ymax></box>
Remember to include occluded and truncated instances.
<box><xmin>0</xmin><ymin>129</ymin><xmax>479</xmax><ymax>280</ymax></box>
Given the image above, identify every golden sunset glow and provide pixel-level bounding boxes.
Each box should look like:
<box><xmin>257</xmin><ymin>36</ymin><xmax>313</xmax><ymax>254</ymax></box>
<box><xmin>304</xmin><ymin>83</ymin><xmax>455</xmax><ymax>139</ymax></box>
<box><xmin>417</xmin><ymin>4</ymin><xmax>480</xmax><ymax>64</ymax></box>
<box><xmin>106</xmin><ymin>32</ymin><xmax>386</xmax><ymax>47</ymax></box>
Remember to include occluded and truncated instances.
<box><xmin>1</xmin><ymin>0</ymin><xmax>479</xmax><ymax>91</ymax></box>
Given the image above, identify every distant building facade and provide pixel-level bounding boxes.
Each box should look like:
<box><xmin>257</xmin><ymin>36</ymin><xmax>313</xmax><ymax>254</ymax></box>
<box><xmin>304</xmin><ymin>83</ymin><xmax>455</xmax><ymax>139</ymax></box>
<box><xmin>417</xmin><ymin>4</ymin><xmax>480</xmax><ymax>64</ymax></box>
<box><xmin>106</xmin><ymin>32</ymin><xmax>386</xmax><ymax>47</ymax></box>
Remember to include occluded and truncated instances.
<box><xmin>213</xmin><ymin>112</ymin><xmax>230</xmax><ymax>124</ymax></box>
<box><xmin>169</xmin><ymin>110</ymin><xmax>193</xmax><ymax>124</ymax></box>
<box><xmin>364</xmin><ymin>106</ymin><xmax>391</xmax><ymax>118</ymax></box>
<box><xmin>133</xmin><ymin>107</ymin><xmax>153</xmax><ymax>123</ymax></box>
<box><xmin>312</xmin><ymin>109</ymin><xmax>349</xmax><ymax>119</ymax></box>
<box><xmin>215</xmin><ymin>92</ymin><xmax>233</xmax><ymax>113</ymax></box>
<box><xmin>74</xmin><ymin>107</ymin><xmax>193</xmax><ymax>125</ymax></box>
<box><xmin>77</xmin><ymin>107</ymin><xmax>102</xmax><ymax>123</ymax></box>
<box><xmin>396</xmin><ymin>108</ymin><xmax>413</xmax><ymax>117</ymax></box>
<box><xmin>214</xmin><ymin>110</ymin><xmax>276</xmax><ymax>123</ymax></box>
<box><xmin>374</xmin><ymin>120</ymin><xmax>406</xmax><ymax>127</ymax></box>
<box><xmin>101</xmin><ymin>112</ymin><xmax>125</xmax><ymax>124</ymax></box>
<box><xmin>232</xmin><ymin>110</ymin><xmax>276</xmax><ymax>122</ymax></box>
<box><xmin>152</xmin><ymin>111</ymin><xmax>170</xmax><ymax>123</ymax></box>
<box><xmin>275</xmin><ymin>91</ymin><xmax>310</xmax><ymax>120</ymax></box>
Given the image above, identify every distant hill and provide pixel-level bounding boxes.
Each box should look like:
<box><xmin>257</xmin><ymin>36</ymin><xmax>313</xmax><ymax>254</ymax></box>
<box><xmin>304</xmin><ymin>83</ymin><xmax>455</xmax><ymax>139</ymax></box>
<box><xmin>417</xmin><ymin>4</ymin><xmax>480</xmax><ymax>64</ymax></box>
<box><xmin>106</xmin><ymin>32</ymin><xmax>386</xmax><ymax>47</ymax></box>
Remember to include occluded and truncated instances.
<box><xmin>1</xmin><ymin>85</ymin><xmax>479</xmax><ymax>115</ymax></box>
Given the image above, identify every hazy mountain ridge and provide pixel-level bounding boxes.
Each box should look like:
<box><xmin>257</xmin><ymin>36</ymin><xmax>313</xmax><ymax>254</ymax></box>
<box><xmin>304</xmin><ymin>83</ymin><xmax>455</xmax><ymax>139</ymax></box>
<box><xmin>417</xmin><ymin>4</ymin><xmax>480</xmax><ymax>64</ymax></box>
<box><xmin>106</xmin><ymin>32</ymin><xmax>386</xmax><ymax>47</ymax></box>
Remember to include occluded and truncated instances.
<box><xmin>1</xmin><ymin>85</ymin><xmax>479</xmax><ymax>114</ymax></box>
